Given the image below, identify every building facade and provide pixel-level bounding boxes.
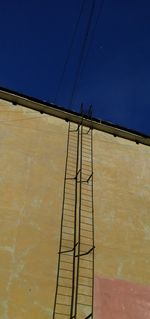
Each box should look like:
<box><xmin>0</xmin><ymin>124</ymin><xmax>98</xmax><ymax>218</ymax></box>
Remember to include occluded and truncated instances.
<box><xmin>0</xmin><ymin>88</ymin><xmax>150</xmax><ymax>319</ymax></box>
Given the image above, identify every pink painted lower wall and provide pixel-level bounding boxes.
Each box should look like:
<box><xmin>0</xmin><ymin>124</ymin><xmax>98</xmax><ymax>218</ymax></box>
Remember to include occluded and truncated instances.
<box><xmin>94</xmin><ymin>277</ymin><xmax>150</xmax><ymax>319</ymax></box>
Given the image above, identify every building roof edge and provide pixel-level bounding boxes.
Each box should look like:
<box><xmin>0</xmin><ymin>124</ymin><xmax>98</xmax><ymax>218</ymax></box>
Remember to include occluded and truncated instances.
<box><xmin>0</xmin><ymin>86</ymin><xmax>150</xmax><ymax>147</ymax></box>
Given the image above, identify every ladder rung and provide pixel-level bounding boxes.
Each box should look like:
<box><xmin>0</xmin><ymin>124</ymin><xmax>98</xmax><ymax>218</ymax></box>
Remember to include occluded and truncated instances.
<box><xmin>67</xmin><ymin>159</ymin><xmax>76</xmax><ymax>164</ymax></box>
<box><xmin>63</xmin><ymin>222</ymin><xmax>74</xmax><ymax>225</ymax></box>
<box><xmin>64</xmin><ymin>214</ymin><xmax>74</xmax><ymax>218</ymax></box>
<box><xmin>81</xmin><ymin>208</ymin><xmax>92</xmax><ymax>213</ymax></box>
<box><xmin>61</xmin><ymin>244</ymin><xmax>73</xmax><ymax>249</ymax></box>
<box><xmin>82</xmin><ymin>134</ymin><xmax>91</xmax><ymax>139</ymax></box>
<box><xmin>69</xmin><ymin>129</ymin><xmax>78</xmax><ymax>132</ymax></box>
<box><xmin>81</xmin><ymin>228</ymin><xmax>92</xmax><ymax>232</ymax></box>
<box><xmin>81</xmin><ymin>203</ymin><xmax>92</xmax><ymax>208</ymax></box>
<box><xmin>64</xmin><ymin>189</ymin><xmax>75</xmax><ymax>193</ymax></box>
<box><xmin>62</xmin><ymin>238</ymin><xmax>74</xmax><ymax>242</ymax></box>
<box><xmin>63</xmin><ymin>209</ymin><xmax>74</xmax><ymax>212</ymax></box>
<box><xmin>63</xmin><ymin>222</ymin><xmax>74</xmax><ymax>227</ymax></box>
<box><xmin>81</xmin><ymin>198</ymin><xmax>92</xmax><ymax>203</ymax></box>
<box><xmin>80</xmin><ymin>258</ymin><xmax>93</xmax><ymax>263</ymax></box>
<box><xmin>59</xmin><ymin>285</ymin><xmax>72</xmax><ymax>289</ymax></box>
<box><xmin>63</xmin><ymin>225</ymin><xmax>74</xmax><ymax>229</ymax></box>
<box><xmin>68</xmin><ymin>145</ymin><xmax>77</xmax><ymax>150</ymax></box>
<box><xmin>62</xmin><ymin>239</ymin><xmax>74</xmax><ymax>243</ymax></box>
<box><xmin>57</xmin><ymin>302</ymin><xmax>70</xmax><ymax>307</ymax></box>
<box><xmin>81</xmin><ymin>149</ymin><xmax>91</xmax><ymax>154</ymax></box>
<box><xmin>59</xmin><ymin>275</ymin><xmax>72</xmax><ymax>280</ymax></box>
<box><xmin>60</xmin><ymin>268</ymin><xmax>72</xmax><ymax>272</ymax></box>
<box><xmin>64</xmin><ymin>199</ymin><xmax>74</xmax><ymax>203</ymax></box>
<box><xmin>66</xmin><ymin>163</ymin><xmax>76</xmax><ymax>168</ymax></box>
<box><xmin>80</xmin><ymin>234</ymin><xmax>92</xmax><ymax>239</ymax></box>
<box><xmin>69</xmin><ymin>138</ymin><xmax>78</xmax><ymax>143</ymax></box>
<box><xmin>63</xmin><ymin>231</ymin><xmax>73</xmax><ymax>236</ymax></box>
<box><xmin>79</xmin><ymin>283</ymin><xmax>92</xmax><ymax>288</ymax></box>
<box><xmin>82</xmin><ymin>188</ymin><xmax>92</xmax><ymax>193</ymax></box>
<box><xmin>69</xmin><ymin>130</ymin><xmax>78</xmax><ymax>134</ymax></box>
<box><xmin>65</xmin><ymin>196</ymin><xmax>75</xmax><ymax>200</ymax></box>
<box><xmin>81</xmin><ymin>215</ymin><xmax>92</xmax><ymax>219</ymax></box>
<box><xmin>82</xmin><ymin>168</ymin><xmax>92</xmax><ymax>172</ymax></box>
<box><xmin>80</xmin><ymin>130</ymin><xmax>91</xmax><ymax>135</ymax></box>
<box><xmin>58</xmin><ymin>293</ymin><xmax>72</xmax><ymax>297</ymax></box>
<box><xmin>61</xmin><ymin>260</ymin><xmax>73</xmax><ymax>265</ymax></box>
<box><xmin>66</xmin><ymin>167</ymin><xmax>76</xmax><ymax>172</ymax></box>
<box><xmin>61</xmin><ymin>256</ymin><xmax>73</xmax><ymax>261</ymax></box>
<box><xmin>79</xmin><ymin>275</ymin><xmax>92</xmax><ymax>279</ymax></box>
<box><xmin>78</xmin><ymin>293</ymin><xmax>92</xmax><ymax>297</ymax></box>
<box><xmin>68</xmin><ymin>154</ymin><xmax>76</xmax><ymax>158</ymax></box>
<box><xmin>80</xmin><ymin>266</ymin><xmax>92</xmax><ymax>270</ymax></box>
<box><xmin>67</xmin><ymin>167</ymin><xmax>76</xmax><ymax>171</ymax></box>
<box><xmin>64</xmin><ymin>203</ymin><xmax>74</xmax><ymax>207</ymax></box>
<box><xmin>65</xmin><ymin>181</ymin><xmax>75</xmax><ymax>185</ymax></box>
<box><xmin>82</xmin><ymin>141</ymin><xmax>91</xmax><ymax>146</ymax></box>
<box><xmin>68</xmin><ymin>150</ymin><xmax>77</xmax><ymax>155</ymax></box>
<box><xmin>82</xmin><ymin>155</ymin><xmax>91</xmax><ymax>160</ymax></box>
<box><xmin>78</xmin><ymin>302</ymin><xmax>91</xmax><ymax>307</ymax></box>
<box><xmin>81</xmin><ymin>163</ymin><xmax>91</xmax><ymax>168</ymax></box>
<box><xmin>81</xmin><ymin>221</ymin><xmax>92</xmax><ymax>226</ymax></box>
<box><xmin>82</xmin><ymin>198</ymin><xmax>93</xmax><ymax>204</ymax></box>
<box><xmin>81</xmin><ymin>243</ymin><xmax>92</xmax><ymax>247</ymax></box>
<box><xmin>69</xmin><ymin>128</ymin><xmax>79</xmax><ymax>132</ymax></box>
<box><xmin>80</xmin><ymin>256</ymin><xmax>93</xmax><ymax>262</ymax></box>
<box><xmin>55</xmin><ymin>312</ymin><xmax>69</xmax><ymax>316</ymax></box>
<box><xmin>69</xmin><ymin>130</ymin><xmax>79</xmax><ymax>135</ymax></box>
<box><xmin>67</xmin><ymin>160</ymin><xmax>76</xmax><ymax>165</ymax></box>
<box><xmin>63</xmin><ymin>218</ymin><xmax>74</xmax><ymax>223</ymax></box>
<box><xmin>64</xmin><ymin>193</ymin><xmax>74</xmax><ymax>198</ymax></box>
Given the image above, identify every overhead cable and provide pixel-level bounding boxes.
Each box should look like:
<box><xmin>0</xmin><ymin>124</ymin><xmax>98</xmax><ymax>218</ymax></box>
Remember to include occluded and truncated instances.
<box><xmin>80</xmin><ymin>0</ymin><xmax>105</xmax><ymax>77</ymax></box>
<box><xmin>54</xmin><ymin>0</ymin><xmax>86</xmax><ymax>103</ymax></box>
<box><xmin>69</xmin><ymin>0</ymin><xmax>96</xmax><ymax>107</ymax></box>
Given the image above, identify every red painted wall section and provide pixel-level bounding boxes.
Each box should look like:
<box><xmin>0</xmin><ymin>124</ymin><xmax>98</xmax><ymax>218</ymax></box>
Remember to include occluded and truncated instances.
<box><xmin>94</xmin><ymin>276</ymin><xmax>150</xmax><ymax>319</ymax></box>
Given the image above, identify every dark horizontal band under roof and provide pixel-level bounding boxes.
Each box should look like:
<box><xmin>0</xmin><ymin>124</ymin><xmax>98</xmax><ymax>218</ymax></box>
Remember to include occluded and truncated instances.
<box><xmin>0</xmin><ymin>86</ymin><xmax>149</xmax><ymax>147</ymax></box>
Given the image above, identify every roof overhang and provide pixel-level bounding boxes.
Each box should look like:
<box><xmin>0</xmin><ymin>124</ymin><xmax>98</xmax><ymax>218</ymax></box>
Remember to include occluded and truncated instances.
<box><xmin>0</xmin><ymin>87</ymin><xmax>150</xmax><ymax>147</ymax></box>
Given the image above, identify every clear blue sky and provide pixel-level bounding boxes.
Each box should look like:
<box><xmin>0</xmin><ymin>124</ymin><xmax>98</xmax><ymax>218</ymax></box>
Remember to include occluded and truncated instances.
<box><xmin>0</xmin><ymin>0</ymin><xmax>150</xmax><ymax>135</ymax></box>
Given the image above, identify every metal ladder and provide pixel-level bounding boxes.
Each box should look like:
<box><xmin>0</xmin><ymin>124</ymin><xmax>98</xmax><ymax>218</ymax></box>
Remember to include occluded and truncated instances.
<box><xmin>53</xmin><ymin>109</ymin><xmax>94</xmax><ymax>319</ymax></box>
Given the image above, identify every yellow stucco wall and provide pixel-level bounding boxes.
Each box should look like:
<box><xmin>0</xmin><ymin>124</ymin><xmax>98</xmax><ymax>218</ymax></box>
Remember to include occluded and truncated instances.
<box><xmin>0</xmin><ymin>100</ymin><xmax>67</xmax><ymax>318</ymax></box>
<box><xmin>0</xmin><ymin>98</ymin><xmax>150</xmax><ymax>318</ymax></box>
<box><xmin>94</xmin><ymin>130</ymin><xmax>150</xmax><ymax>285</ymax></box>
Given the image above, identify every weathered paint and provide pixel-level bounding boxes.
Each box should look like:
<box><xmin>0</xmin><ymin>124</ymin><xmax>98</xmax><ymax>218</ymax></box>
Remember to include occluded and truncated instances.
<box><xmin>94</xmin><ymin>129</ymin><xmax>150</xmax><ymax>286</ymax></box>
<box><xmin>95</xmin><ymin>276</ymin><xmax>150</xmax><ymax>319</ymax></box>
<box><xmin>0</xmin><ymin>100</ymin><xmax>67</xmax><ymax>318</ymax></box>
<box><xmin>0</xmin><ymin>98</ymin><xmax>150</xmax><ymax>318</ymax></box>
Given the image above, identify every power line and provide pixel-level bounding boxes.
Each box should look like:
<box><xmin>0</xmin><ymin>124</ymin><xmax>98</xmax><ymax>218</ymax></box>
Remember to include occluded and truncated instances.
<box><xmin>79</xmin><ymin>0</ymin><xmax>105</xmax><ymax>78</ymax></box>
<box><xmin>54</xmin><ymin>0</ymin><xmax>86</xmax><ymax>103</ymax></box>
<box><xmin>69</xmin><ymin>0</ymin><xmax>96</xmax><ymax>107</ymax></box>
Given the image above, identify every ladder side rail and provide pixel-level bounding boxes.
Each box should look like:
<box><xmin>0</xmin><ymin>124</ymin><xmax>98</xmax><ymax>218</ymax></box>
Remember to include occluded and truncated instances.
<box><xmin>77</xmin><ymin>118</ymin><xmax>94</xmax><ymax>318</ymax></box>
<box><xmin>53</xmin><ymin>122</ymin><xmax>71</xmax><ymax>318</ymax></box>
<box><xmin>74</xmin><ymin>122</ymin><xmax>83</xmax><ymax>318</ymax></box>
<box><xmin>70</xmin><ymin>124</ymin><xmax>80</xmax><ymax>318</ymax></box>
<box><xmin>80</xmin><ymin>126</ymin><xmax>93</xmax><ymax>319</ymax></box>
<box><xmin>91</xmin><ymin>128</ymin><xmax>94</xmax><ymax>319</ymax></box>
<box><xmin>53</xmin><ymin>123</ymin><xmax>78</xmax><ymax>318</ymax></box>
